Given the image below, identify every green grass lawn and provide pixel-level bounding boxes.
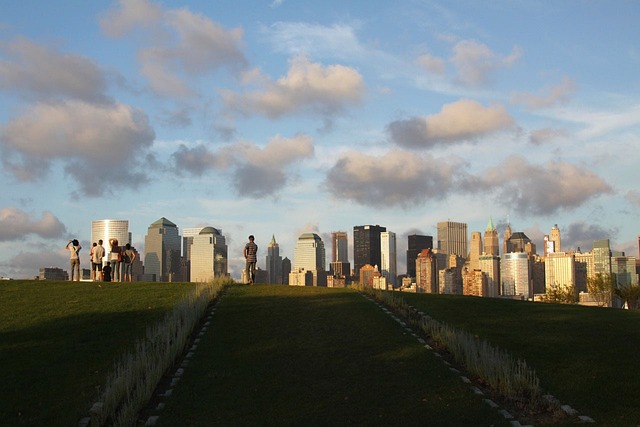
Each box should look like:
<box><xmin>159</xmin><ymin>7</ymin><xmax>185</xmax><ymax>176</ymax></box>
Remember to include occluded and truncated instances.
<box><xmin>400</xmin><ymin>292</ymin><xmax>640</xmax><ymax>426</ymax></box>
<box><xmin>0</xmin><ymin>280</ymin><xmax>197</xmax><ymax>426</ymax></box>
<box><xmin>154</xmin><ymin>285</ymin><xmax>510</xmax><ymax>426</ymax></box>
<box><xmin>2</xmin><ymin>281</ymin><xmax>638</xmax><ymax>426</ymax></box>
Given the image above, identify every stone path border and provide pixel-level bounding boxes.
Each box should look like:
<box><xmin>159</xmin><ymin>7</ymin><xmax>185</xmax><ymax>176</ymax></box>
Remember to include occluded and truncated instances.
<box><xmin>360</xmin><ymin>293</ymin><xmax>596</xmax><ymax>426</ymax></box>
<box><xmin>139</xmin><ymin>298</ymin><xmax>221</xmax><ymax>427</ymax></box>
<box><xmin>81</xmin><ymin>289</ymin><xmax>595</xmax><ymax>426</ymax></box>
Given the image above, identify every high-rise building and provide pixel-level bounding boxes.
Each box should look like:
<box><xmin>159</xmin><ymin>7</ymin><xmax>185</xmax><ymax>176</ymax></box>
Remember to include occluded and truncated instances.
<box><xmin>503</xmin><ymin>222</ymin><xmax>512</xmax><ymax>255</ymax></box>
<box><xmin>190</xmin><ymin>227</ymin><xmax>227</xmax><ymax>282</ymax></box>
<box><xmin>550</xmin><ymin>224</ymin><xmax>561</xmax><ymax>253</ymax></box>
<box><xmin>91</xmin><ymin>219</ymin><xmax>131</xmax><ymax>250</ymax></box>
<box><xmin>380</xmin><ymin>231</ymin><xmax>397</xmax><ymax>287</ymax></box>
<box><xmin>437</xmin><ymin>221</ymin><xmax>468</xmax><ymax>259</ymax></box>
<box><xmin>574</xmin><ymin>250</ymin><xmax>593</xmax><ymax>293</ymax></box>
<box><xmin>282</xmin><ymin>257</ymin><xmax>291</xmax><ymax>285</ymax></box>
<box><xmin>353</xmin><ymin>225</ymin><xmax>386</xmax><ymax>279</ymax></box>
<box><xmin>406</xmin><ymin>234</ymin><xmax>433</xmax><ymax>278</ymax></box>
<box><xmin>479</xmin><ymin>254</ymin><xmax>501</xmax><ymax>297</ymax></box>
<box><xmin>501</xmin><ymin>252</ymin><xmax>530</xmax><ymax>298</ymax></box>
<box><xmin>416</xmin><ymin>248</ymin><xmax>438</xmax><ymax>293</ymax></box>
<box><xmin>266</xmin><ymin>235</ymin><xmax>283</xmax><ymax>284</ymax></box>
<box><xmin>611</xmin><ymin>253</ymin><xmax>638</xmax><ymax>287</ymax></box>
<box><xmin>331</xmin><ymin>231</ymin><xmax>349</xmax><ymax>263</ymax></box>
<box><xmin>592</xmin><ymin>239</ymin><xmax>612</xmax><ymax>277</ymax></box>
<box><xmin>181</xmin><ymin>227</ymin><xmax>203</xmax><ymax>282</ymax></box>
<box><xmin>144</xmin><ymin>217</ymin><xmax>182</xmax><ymax>282</ymax></box>
<box><xmin>469</xmin><ymin>231</ymin><xmax>482</xmax><ymax>271</ymax></box>
<box><xmin>545</xmin><ymin>252</ymin><xmax>575</xmax><ymax>292</ymax></box>
<box><xmin>505</xmin><ymin>231</ymin><xmax>536</xmax><ymax>255</ymax></box>
<box><xmin>293</xmin><ymin>233</ymin><xmax>325</xmax><ymax>272</ymax></box>
<box><xmin>483</xmin><ymin>217</ymin><xmax>499</xmax><ymax>256</ymax></box>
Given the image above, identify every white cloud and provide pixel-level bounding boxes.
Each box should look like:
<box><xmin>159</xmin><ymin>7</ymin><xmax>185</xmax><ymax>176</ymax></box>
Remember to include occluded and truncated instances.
<box><xmin>416</xmin><ymin>53</ymin><xmax>446</xmax><ymax>75</ymax></box>
<box><xmin>100</xmin><ymin>0</ymin><xmax>163</xmax><ymax>37</ymax></box>
<box><xmin>0</xmin><ymin>37</ymin><xmax>110</xmax><ymax>103</ymax></box>
<box><xmin>511</xmin><ymin>76</ymin><xmax>575</xmax><ymax>109</ymax></box>
<box><xmin>0</xmin><ymin>100</ymin><xmax>155</xmax><ymax>196</ymax></box>
<box><xmin>450</xmin><ymin>39</ymin><xmax>521</xmax><ymax>87</ymax></box>
<box><xmin>0</xmin><ymin>207</ymin><xmax>67</xmax><ymax>242</ymax></box>
<box><xmin>324</xmin><ymin>149</ymin><xmax>460</xmax><ymax>207</ymax></box>
<box><xmin>221</xmin><ymin>55</ymin><xmax>364</xmax><ymax>119</ymax></box>
<box><xmin>171</xmin><ymin>133</ymin><xmax>314</xmax><ymax>197</ymax></box>
<box><xmin>529</xmin><ymin>127</ymin><xmax>569</xmax><ymax>145</ymax></box>
<box><xmin>387</xmin><ymin>99</ymin><xmax>516</xmax><ymax>149</ymax></box>
<box><xmin>480</xmin><ymin>155</ymin><xmax>613</xmax><ymax>215</ymax></box>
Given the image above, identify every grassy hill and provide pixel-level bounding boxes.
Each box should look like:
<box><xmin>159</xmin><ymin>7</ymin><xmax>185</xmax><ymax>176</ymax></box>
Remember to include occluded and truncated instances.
<box><xmin>1</xmin><ymin>281</ymin><xmax>638</xmax><ymax>426</ymax></box>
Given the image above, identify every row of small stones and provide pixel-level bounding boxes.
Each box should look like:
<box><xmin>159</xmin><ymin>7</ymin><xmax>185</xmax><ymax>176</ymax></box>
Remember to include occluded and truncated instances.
<box><xmin>142</xmin><ymin>301</ymin><xmax>221</xmax><ymax>427</ymax></box>
<box><xmin>79</xmin><ymin>300</ymin><xmax>221</xmax><ymax>427</ymax></box>
<box><xmin>361</xmin><ymin>294</ymin><xmax>596</xmax><ymax>427</ymax></box>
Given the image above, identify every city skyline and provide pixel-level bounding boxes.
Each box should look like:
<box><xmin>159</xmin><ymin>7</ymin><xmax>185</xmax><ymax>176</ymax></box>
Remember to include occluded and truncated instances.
<box><xmin>1</xmin><ymin>1</ymin><xmax>639</xmax><ymax>279</ymax></box>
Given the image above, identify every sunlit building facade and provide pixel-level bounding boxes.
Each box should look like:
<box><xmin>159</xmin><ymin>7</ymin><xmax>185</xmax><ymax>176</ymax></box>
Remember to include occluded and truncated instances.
<box><xmin>191</xmin><ymin>227</ymin><xmax>227</xmax><ymax>282</ymax></box>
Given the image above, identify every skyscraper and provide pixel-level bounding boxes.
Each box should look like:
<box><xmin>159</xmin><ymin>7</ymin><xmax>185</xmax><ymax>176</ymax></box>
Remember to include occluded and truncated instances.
<box><xmin>592</xmin><ymin>239</ymin><xmax>612</xmax><ymax>277</ymax></box>
<box><xmin>293</xmin><ymin>233</ymin><xmax>325</xmax><ymax>271</ymax></box>
<box><xmin>266</xmin><ymin>235</ymin><xmax>283</xmax><ymax>284</ymax></box>
<box><xmin>550</xmin><ymin>224</ymin><xmax>561</xmax><ymax>253</ymax></box>
<box><xmin>501</xmin><ymin>252</ymin><xmax>530</xmax><ymax>298</ymax></box>
<box><xmin>380</xmin><ymin>231</ymin><xmax>397</xmax><ymax>287</ymax></box>
<box><xmin>191</xmin><ymin>226</ymin><xmax>227</xmax><ymax>282</ymax></box>
<box><xmin>469</xmin><ymin>231</ymin><xmax>482</xmax><ymax>271</ymax></box>
<box><xmin>91</xmin><ymin>219</ymin><xmax>131</xmax><ymax>249</ymax></box>
<box><xmin>437</xmin><ymin>221</ymin><xmax>468</xmax><ymax>259</ymax></box>
<box><xmin>503</xmin><ymin>222</ymin><xmax>512</xmax><ymax>255</ymax></box>
<box><xmin>144</xmin><ymin>217</ymin><xmax>181</xmax><ymax>282</ymax></box>
<box><xmin>331</xmin><ymin>231</ymin><xmax>349</xmax><ymax>263</ymax></box>
<box><xmin>479</xmin><ymin>254</ymin><xmax>501</xmax><ymax>297</ymax></box>
<box><xmin>483</xmin><ymin>217</ymin><xmax>499</xmax><ymax>256</ymax></box>
<box><xmin>545</xmin><ymin>252</ymin><xmax>575</xmax><ymax>292</ymax></box>
<box><xmin>416</xmin><ymin>248</ymin><xmax>437</xmax><ymax>293</ymax></box>
<box><xmin>181</xmin><ymin>227</ymin><xmax>203</xmax><ymax>282</ymax></box>
<box><xmin>406</xmin><ymin>234</ymin><xmax>433</xmax><ymax>278</ymax></box>
<box><xmin>353</xmin><ymin>225</ymin><xmax>386</xmax><ymax>279</ymax></box>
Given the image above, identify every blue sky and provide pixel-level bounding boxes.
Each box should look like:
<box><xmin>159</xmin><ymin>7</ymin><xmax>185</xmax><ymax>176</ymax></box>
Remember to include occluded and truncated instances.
<box><xmin>1</xmin><ymin>0</ymin><xmax>639</xmax><ymax>279</ymax></box>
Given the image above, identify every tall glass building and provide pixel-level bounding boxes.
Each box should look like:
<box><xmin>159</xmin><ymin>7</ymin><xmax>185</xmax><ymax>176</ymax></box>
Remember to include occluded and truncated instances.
<box><xmin>406</xmin><ymin>234</ymin><xmax>433</xmax><ymax>278</ymax></box>
<box><xmin>293</xmin><ymin>233</ymin><xmax>325</xmax><ymax>271</ymax></box>
<box><xmin>437</xmin><ymin>221</ymin><xmax>468</xmax><ymax>259</ymax></box>
<box><xmin>144</xmin><ymin>217</ymin><xmax>181</xmax><ymax>282</ymax></box>
<box><xmin>380</xmin><ymin>231</ymin><xmax>397</xmax><ymax>287</ymax></box>
<box><xmin>266</xmin><ymin>235</ymin><xmax>283</xmax><ymax>284</ymax></box>
<box><xmin>191</xmin><ymin>227</ymin><xmax>227</xmax><ymax>282</ymax></box>
<box><xmin>353</xmin><ymin>225</ymin><xmax>386</xmax><ymax>279</ymax></box>
<box><xmin>91</xmin><ymin>219</ymin><xmax>131</xmax><ymax>253</ymax></box>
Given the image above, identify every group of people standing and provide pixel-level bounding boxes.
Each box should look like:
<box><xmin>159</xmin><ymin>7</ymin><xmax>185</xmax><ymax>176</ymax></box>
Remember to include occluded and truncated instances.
<box><xmin>65</xmin><ymin>238</ymin><xmax>136</xmax><ymax>282</ymax></box>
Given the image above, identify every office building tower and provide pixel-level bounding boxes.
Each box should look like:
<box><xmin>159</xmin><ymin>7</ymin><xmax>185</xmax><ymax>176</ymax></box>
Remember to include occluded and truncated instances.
<box><xmin>573</xmin><ymin>250</ymin><xmax>593</xmax><ymax>293</ymax></box>
<box><xmin>479</xmin><ymin>254</ymin><xmax>501</xmax><ymax>297</ymax></box>
<box><xmin>545</xmin><ymin>252</ymin><xmax>575</xmax><ymax>292</ymax></box>
<box><xmin>503</xmin><ymin>222</ymin><xmax>512</xmax><ymax>255</ymax></box>
<box><xmin>483</xmin><ymin>217</ymin><xmax>499</xmax><ymax>257</ymax></box>
<box><xmin>380</xmin><ymin>231</ymin><xmax>397</xmax><ymax>287</ymax></box>
<box><xmin>505</xmin><ymin>231</ymin><xmax>536</xmax><ymax>255</ymax></box>
<box><xmin>191</xmin><ymin>227</ymin><xmax>227</xmax><ymax>282</ymax></box>
<box><xmin>91</xmin><ymin>219</ymin><xmax>131</xmax><ymax>250</ymax></box>
<box><xmin>407</xmin><ymin>234</ymin><xmax>433</xmax><ymax>278</ymax></box>
<box><xmin>469</xmin><ymin>231</ymin><xmax>482</xmax><ymax>271</ymax></box>
<box><xmin>437</xmin><ymin>221</ymin><xmax>468</xmax><ymax>258</ymax></box>
<box><xmin>592</xmin><ymin>239</ymin><xmax>612</xmax><ymax>277</ymax></box>
<box><xmin>353</xmin><ymin>225</ymin><xmax>386</xmax><ymax>279</ymax></box>
<box><xmin>144</xmin><ymin>217</ymin><xmax>182</xmax><ymax>282</ymax></box>
<box><xmin>181</xmin><ymin>227</ymin><xmax>203</xmax><ymax>282</ymax></box>
<box><xmin>416</xmin><ymin>248</ymin><xmax>438</xmax><ymax>293</ymax></box>
<box><xmin>282</xmin><ymin>257</ymin><xmax>291</xmax><ymax>285</ymax></box>
<box><xmin>501</xmin><ymin>252</ymin><xmax>530</xmax><ymax>298</ymax></box>
<box><xmin>266</xmin><ymin>235</ymin><xmax>283</xmax><ymax>284</ymax></box>
<box><xmin>331</xmin><ymin>231</ymin><xmax>349</xmax><ymax>263</ymax></box>
<box><xmin>293</xmin><ymin>233</ymin><xmax>326</xmax><ymax>272</ymax></box>
<box><xmin>463</xmin><ymin>269</ymin><xmax>487</xmax><ymax>297</ymax></box>
<box><xmin>550</xmin><ymin>224</ymin><xmax>561</xmax><ymax>253</ymax></box>
<box><xmin>611</xmin><ymin>254</ymin><xmax>638</xmax><ymax>287</ymax></box>
<box><xmin>530</xmin><ymin>254</ymin><xmax>546</xmax><ymax>295</ymax></box>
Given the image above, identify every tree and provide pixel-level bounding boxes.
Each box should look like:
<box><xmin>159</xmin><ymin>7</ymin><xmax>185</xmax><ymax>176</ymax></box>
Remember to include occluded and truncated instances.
<box><xmin>615</xmin><ymin>285</ymin><xmax>640</xmax><ymax>310</ymax></box>
<box><xmin>541</xmin><ymin>283</ymin><xmax>578</xmax><ymax>304</ymax></box>
<box><xmin>586</xmin><ymin>273</ymin><xmax>614</xmax><ymax>307</ymax></box>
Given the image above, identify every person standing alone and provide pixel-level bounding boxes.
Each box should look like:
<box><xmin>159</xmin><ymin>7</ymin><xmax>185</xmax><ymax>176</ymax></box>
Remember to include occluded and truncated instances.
<box><xmin>66</xmin><ymin>239</ymin><xmax>82</xmax><ymax>281</ymax></box>
<box><xmin>244</xmin><ymin>235</ymin><xmax>258</xmax><ymax>284</ymax></box>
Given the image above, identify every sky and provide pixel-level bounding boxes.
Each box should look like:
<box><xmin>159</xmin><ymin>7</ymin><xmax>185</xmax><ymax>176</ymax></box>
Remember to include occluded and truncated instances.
<box><xmin>1</xmin><ymin>0</ymin><xmax>639</xmax><ymax>279</ymax></box>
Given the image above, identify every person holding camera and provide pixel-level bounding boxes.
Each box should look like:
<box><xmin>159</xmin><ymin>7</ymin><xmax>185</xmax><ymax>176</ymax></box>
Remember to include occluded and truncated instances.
<box><xmin>65</xmin><ymin>239</ymin><xmax>82</xmax><ymax>281</ymax></box>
